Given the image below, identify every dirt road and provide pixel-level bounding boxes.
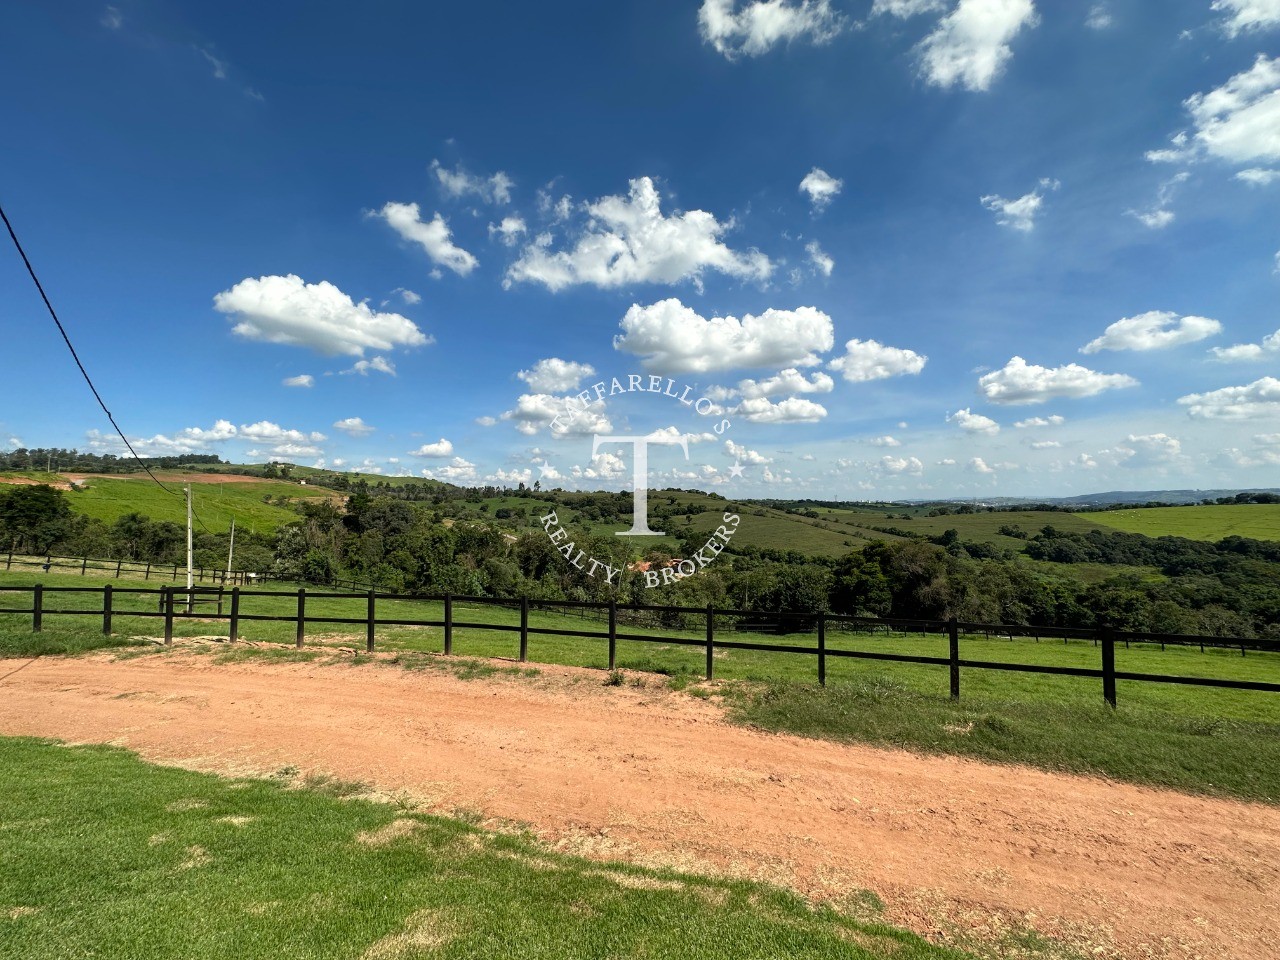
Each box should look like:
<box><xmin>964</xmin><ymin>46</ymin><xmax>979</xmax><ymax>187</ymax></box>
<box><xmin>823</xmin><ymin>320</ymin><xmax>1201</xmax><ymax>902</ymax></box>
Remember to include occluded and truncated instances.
<box><xmin>1</xmin><ymin>650</ymin><xmax>1276</xmax><ymax>959</ymax></box>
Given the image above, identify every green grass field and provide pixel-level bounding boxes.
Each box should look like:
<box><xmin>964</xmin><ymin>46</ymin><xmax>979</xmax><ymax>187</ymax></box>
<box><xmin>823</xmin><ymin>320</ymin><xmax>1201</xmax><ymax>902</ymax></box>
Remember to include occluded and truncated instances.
<box><xmin>1087</xmin><ymin>503</ymin><xmax>1280</xmax><ymax>542</ymax></box>
<box><xmin>0</xmin><ymin>737</ymin><xmax>964</xmax><ymax>960</ymax></box>
<box><xmin>4</xmin><ymin>569</ymin><xmax>1279</xmax><ymax>802</ymax></box>
<box><xmin>61</xmin><ymin>475</ymin><xmax>322</xmax><ymax>534</ymax></box>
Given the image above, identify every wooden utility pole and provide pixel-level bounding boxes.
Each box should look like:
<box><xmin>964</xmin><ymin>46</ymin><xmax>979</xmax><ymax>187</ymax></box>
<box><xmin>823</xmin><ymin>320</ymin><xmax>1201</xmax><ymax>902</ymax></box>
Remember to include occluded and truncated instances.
<box><xmin>185</xmin><ymin>485</ymin><xmax>194</xmax><ymax>613</ymax></box>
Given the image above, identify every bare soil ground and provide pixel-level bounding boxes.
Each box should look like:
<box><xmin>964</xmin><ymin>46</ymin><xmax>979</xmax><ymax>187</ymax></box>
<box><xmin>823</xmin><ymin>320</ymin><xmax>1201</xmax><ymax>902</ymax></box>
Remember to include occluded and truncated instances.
<box><xmin>60</xmin><ymin>472</ymin><xmax>273</xmax><ymax>484</ymax></box>
<box><xmin>1</xmin><ymin>648</ymin><xmax>1277</xmax><ymax>959</ymax></box>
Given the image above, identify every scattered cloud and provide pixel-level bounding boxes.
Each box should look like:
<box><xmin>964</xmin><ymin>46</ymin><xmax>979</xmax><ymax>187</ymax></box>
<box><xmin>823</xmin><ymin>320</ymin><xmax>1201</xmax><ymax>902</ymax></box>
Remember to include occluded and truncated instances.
<box><xmin>410</xmin><ymin>438</ymin><xmax>455</xmax><ymax>457</ymax></box>
<box><xmin>734</xmin><ymin>396</ymin><xmax>828</xmax><ymax>422</ymax></box>
<box><xmin>488</xmin><ymin>216</ymin><xmax>527</xmax><ymax>246</ymax></box>
<box><xmin>392</xmin><ymin>287</ymin><xmax>421</xmax><ymax>305</ymax></box>
<box><xmin>947</xmin><ymin>407</ymin><xmax>1000</xmax><ymax>435</ymax></box>
<box><xmin>1080</xmin><ymin>310</ymin><xmax>1221</xmax><ymax>353</ymax></box>
<box><xmin>100</xmin><ymin>5</ymin><xmax>122</xmax><ymax>29</ymax></box>
<box><xmin>506</xmin><ymin>177</ymin><xmax>771</xmax><ymax>291</ymax></box>
<box><xmin>1178</xmin><ymin>376</ymin><xmax>1280</xmax><ymax>418</ymax></box>
<box><xmin>828</xmin><ymin>338</ymin><xmax>927</xmax><ymax>382</ymax></box>
<box><xmin>1127</xmin><ymin>172</ymin><xmax>1189</xmax><ymax>229</ymax></box>
<box><xmin>1211</xmin><ymin>327</ymin><xmax>1280</xmax><ymax>361</ymax></box>
<box><xmin>282</xmin><ymin>374</ymin><xmax>314</xmax><ymax>388</ymax></box>
<box><xmin>1148</xmin><ymin>55</ymin><xmax>1280</xmax><ymax>166</ymax></box>
<box><xmin>980</xmin><ymin>178</ymin><xmax>1059</xmax><ymax>231</ymax></box>
<box><xmin>805</xmin><ymin>240</ymin><xmax>834</xmax><ymax>277</ymax></box>
<box><xmin>614</xmin><ymin>299</ymin><xmax>832</xmax><ymax>373</ymax></box>
<box><xmin>726</xmin><ymin>439</ymin><xmax>771</xmax><ymax>464</ymax></box>
<box><xmin>1236</xmin><ymin>167</ymin><xmax>1280</xmax><ymax>185</ymax></box>
<box><xmin>736</xmin><ymin>368</ymin><xmax>834</xmax><ymax>398</ymax></box>
<box><xmin>86</xmin><ymin>420</ymin><xmax>240</xmax><ymax>457</ymax></box>
<box><xmin>214</xmin><ymin>274</ymin><xmax>430</xmax><ymax>357</ymax></box>
<box><xmin>423</xmin><ymin>457</ymin><xmax>478</xmax><ymax>482</ymax></box>
<box><xmin>374</xmin><ymin>202</ymin><xmax>478</xmax><ymax>276</ymax></box>
<box><xmin>501</xmin><ymin>394</ymin><xmax>612</xmax><ymax>436</ymax></box>
<box><xmin>1029</xmin><ymin>439</ymin><xmax>1061</xmax><ymax>449</ymax></box>
<box><xmin>1014</xmin><ymin>414</ymin><xmax>1065</xmax><ymax>428</ymax></box>
<box><xmin>1115</xmin><ymin>432</ymin><xmax>1182</xmax><ymax>466</ymax></box>
<box><xmin>475</xmin><ymin>416</ymin><xmax>498</xmax><ymax>427</ymax></box>
<box><xmin>1085</xmin><ymin>4</ymin><xmax>1112</xmax><ymax>29</ymax></box>
<box><xmin>876</xmin><ymin>455</ymin><xmax>925</xmax><ymax>476</ymax></box>
<box><xmin>978</xmin><ymin>356</ymin><xmax>1138</xmax><ymax>404</ymax></box>
<box><xmin>916</xmin><ymin>0</ymin><xmax>1039</xmax><ymax>92</ymax></box>
<box><xmin>799</xmin><ymin>168</ymin><xmax>843</xmax><ymax>211</ymax></box>
<box><xmin>870</xmin><ymin>435</ymin><xmax>902</xmax><ymax>447</ymax></box>
<box><xmin>239</xmin><ymin>421</ymin><xmax>326</xmax><ymax>444</ymax></box>
<box><xmin>1213</xmin><ymin>0</ymin><xmax>1280</xmax><ymax>38</ymax></box>
<box><xmin>872</xmin><ymin>0</ymin><xmax>945</xmax><ymax>17</ymax></box>
<box><xmin>344</xmin><ymin>356</ymin><xmax>397</xmax><ymax>377</ymax></box>
<box><xmin>698</xmin><ymin>0</ymin><xmax>844</xmax><ymax>59</ymax></box>
<box><xmin>333</xmin><ymin>417</ymin><xmax>376</xmax><ymax>438</ymax></box>
<box><xmin>968</xmin><ymin>456</ymin><xmax>996</xmax><ymax>474</ymax></box>
<box><xmin>516</xmin><ymin>358</ymin><xmax>596</xmax><ymax>394</ymax></box>
<box><xmin>431</xmin><ymin>159</ymin><xmax>513</xmax><ymax>204</ymax></box>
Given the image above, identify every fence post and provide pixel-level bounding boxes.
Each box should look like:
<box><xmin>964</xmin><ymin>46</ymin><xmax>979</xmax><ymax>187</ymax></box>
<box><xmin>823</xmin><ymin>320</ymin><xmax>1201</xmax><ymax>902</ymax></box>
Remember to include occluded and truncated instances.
<box><xmin>705</xmin><ymin>604</ymin><xmax>715</xmax><ymax>681</ymax></box>
<box><xmin>1101</xmin><ymin>627</ymin><xmax>1116</xmax><ymax>708</ymax></box>
<box><xmin>144</xmin><ymin>562</ymin><xmax>151</xmax><ymax>581</ymax></box>
<box><xmin>81</xmin><ymin>557</ymin><xmax>88</xmax><ymax>576</ymax></box>
<box><xmin>296</xmin><ymin>588</ymin><xmax>306</xmax><ymax>648</ymax></box>
<box><xmin>164</xmin><ymin>588</ymin><xmax>174</xmax><ymax>646</ymax></box>
<box><xmin>608</xmin><ymin>599</ymin><xmax>617</xmax><ymax>671</ymax></box>
<box><xmin>519</xmin><ymin>597</ymin><xmax>529</xmax><ymax>663</ymax></box>
<box><xmin>817</xmin><ymin>612</ymin><xmax>826</xmax><ymax>687</ymax></box>
<box><xmin>444</xmin><ymin>593</ymin><xmax>453</xmax><ymax>655</ymax></box>
<box><xmin>102</xmin><ymin>584</ymin><xmax>113</xmax><ymax>636</ymax></box>
<box><xmin>948</xmin><ymin>618</ymin><xmax>960</xmax><ymax>700</ymax></box>
<box><xmin>115</xmin><ymin>559</ymin><xmax>122</xmax><ymax>577</ymax></box>
<box><xmin>4</xmin><ymin>550</ymin><xmax>10</xmax><ymax>571</ymax></box>
<box><xmin>366</xmin><ymin>590</ymin><xmax>376</xmax><ymax>653</ymax></box>
<box><xmin>32</xmin><ymin>584</ymin><xmax>43</xmax><ymax>633</ymax></box>
<box><xmin>229</xmin><ymin>587</ymin><xmax>240</xmax><ymax>642</ymax></box>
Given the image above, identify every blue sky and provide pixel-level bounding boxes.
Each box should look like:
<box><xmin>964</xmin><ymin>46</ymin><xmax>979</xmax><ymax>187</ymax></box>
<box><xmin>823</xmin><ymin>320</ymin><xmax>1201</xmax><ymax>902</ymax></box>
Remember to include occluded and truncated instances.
<box><xmin>1</xmin><ymin>0</ymin><xmax>1278</xmax><ymax>498</ymax></box>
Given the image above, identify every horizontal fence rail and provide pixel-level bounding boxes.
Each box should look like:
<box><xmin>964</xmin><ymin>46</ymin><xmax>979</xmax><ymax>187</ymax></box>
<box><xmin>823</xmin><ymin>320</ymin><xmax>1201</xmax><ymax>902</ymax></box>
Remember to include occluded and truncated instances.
<box><xmin>3</xmin><ymin>551</ymin><xmax>267</xmax><ymax>586</ymax></box>
<box><xmin>2</xmin><ymin>583</ymin><xmax>1279</xmax><ymax>706</ymax></box>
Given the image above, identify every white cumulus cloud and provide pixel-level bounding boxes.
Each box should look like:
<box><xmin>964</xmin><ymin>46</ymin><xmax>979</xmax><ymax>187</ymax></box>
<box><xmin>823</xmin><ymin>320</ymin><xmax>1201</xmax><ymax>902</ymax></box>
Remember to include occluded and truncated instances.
<box><xmin>1213</xmin><ymin>0</ymin><xmax>1280</xmax><ymax>38</ymax></box>
<box><xmin>488</xmin><ymin>216</ymin><xmax>527</xmax><ymax>246</ymax></box>
<box><xmin>374</xmin><ymin>202</ymin><xmax>479</xmax><ymax>276</ymax></box>
<box><xmin>736</xmin><ymin>368</ymin><xmax>834</xmax><ymax>398</ymax></box>
<box><xmin>947</xmin><ymin>407</ymin><xmax>1000</xmax><ymax>435</ymax></box>
<box><xmin>431</xmin><ymin>159</ymin><xmax>513</xmax><ymax>204</ymax></box>
<box><xmin>828</xmin><ymin>338</ymin><xmax>927</xmax><ymax>382</ymax></box>
<box><xmin>978</xmin><ymin>356</ymin><xmax>1138</xmax><ymax>405</ymax></box>
<box><xmin>1178</xmin><ymin>376</ymin><xmax>1280</xmax><ymax>418</ymax></box>
<box><xmin>282</xmin><ymin>374</ymin><xmax>314</xmax><ymax>388</ymax></box>
<box><xmin>214</xmin><ymin>274</ymin><xmax>430</xmax><ymax>357</ymax></box>
<box><xmin>799</xmin><ymin>168</ymin><xmax>843</xmax><ymax>211</ymax></box>
<box><xmin>1014</xmin><ymin>414</ymin><xmax>1065</xmax><ymax>428</ymax></box>
<box><xmin>734</xmin><ymin>396</ymin><xmax>828</xmax><ymax>423</ymax></box>
<box><xmin>614</xmin><ymin>299</ymin><xmax>833</xmax><ymax>373</ymax></box>
<box><xmin>1081</xmin><ymin>310</ymin><xmax>1222</xmax><ymax>353</ymax></box>
<box><xmin>1236</xmin><ymin>167</ymin><xmax>1280</xmax><ymax>185</ymax></box>
<box><xmin>916</xmin><ymin>0</ymin><xmax>1039</xmax><ymax>92</ymax></box>
<box><xmin>333</xmin><ymin>417</ymin><xmax>375</xmax><ymax>438</ymax></box>
<box><xmin>1149</xmin><ymin>55</ymin><xmax>1280</xmax><ymax>166</ymax></box>
<box><xmin>872</xmin><ymin>0</ymin><xmax>945</xmax><ymax>16</ymax></box>
<box><xmin>980</xmin><ymin>178</ymin><xmax>1058</xmax><ymax>231</ymax></box>
<box><xmin>411</xmin><ymin>438</ymin><xmax>455</xmax><ymax>458</ymax></box>
<box><xmin>344</xmin><ymin>356</ymin><xmax>396</xmax><ymax>377</ymax></box>
<box><xmin>516</xmin><ymin>358</ymin><xmax>597</xmax><ymax>394</ymax></box>
<box><xmin>1212</xmin><ymin>327</ymin><xmax>1280</xmax><ymax>361</ymax></box>
<box><xmin>506</xmin><ymin>177</ymin><xmax>771</xmax><ymax>291</ymax></box>
<box><xmin>698</xmin><ymin>0</ymin><xmax>844</xmax><ymax>58</ymax></box>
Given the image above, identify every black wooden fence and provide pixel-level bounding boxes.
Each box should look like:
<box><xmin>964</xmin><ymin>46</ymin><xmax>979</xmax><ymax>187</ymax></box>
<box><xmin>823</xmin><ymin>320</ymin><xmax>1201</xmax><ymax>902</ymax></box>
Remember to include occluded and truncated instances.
<box><xmin>2</xmin><ymin>551</ymin><xmax>263</xmax><ymax>585</ymax></box>
<box><xmin>2</xmin><ymin>583</ymin><xmax>1279</xmax><ymax>707</ymax></box>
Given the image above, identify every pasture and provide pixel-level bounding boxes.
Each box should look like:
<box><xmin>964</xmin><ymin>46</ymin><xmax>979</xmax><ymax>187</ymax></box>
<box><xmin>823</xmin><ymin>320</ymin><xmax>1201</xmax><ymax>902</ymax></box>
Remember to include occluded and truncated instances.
<box><xmin>0</xmin><ymin>737</ymin><xmax>949</xmax><ymax>960</ymax></box>
<box><xmin>1087</xmin><ymin>503</ymin><xmax>1280</xmax><ymax>542</ymax></box>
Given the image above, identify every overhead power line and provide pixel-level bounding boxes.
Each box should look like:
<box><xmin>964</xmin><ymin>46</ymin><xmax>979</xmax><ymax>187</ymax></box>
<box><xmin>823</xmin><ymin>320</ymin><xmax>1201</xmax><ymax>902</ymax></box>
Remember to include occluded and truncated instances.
<box><xmin>1</xmin><ymin>200</ymin><xmax>216</xmax><ymax>535</ymax></box>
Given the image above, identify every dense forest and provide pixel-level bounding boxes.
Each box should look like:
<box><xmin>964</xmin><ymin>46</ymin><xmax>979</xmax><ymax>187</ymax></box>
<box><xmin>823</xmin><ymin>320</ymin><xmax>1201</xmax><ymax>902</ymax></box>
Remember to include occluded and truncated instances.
<box><xmin>0</xmin><ymin>448</ymin><xmax>224</xmax><ymax>474</ymax></box>
<box><xmin>4</xmin><ymin>481</ymin><xmax>1280</xmax><ymax>639</ymax></box>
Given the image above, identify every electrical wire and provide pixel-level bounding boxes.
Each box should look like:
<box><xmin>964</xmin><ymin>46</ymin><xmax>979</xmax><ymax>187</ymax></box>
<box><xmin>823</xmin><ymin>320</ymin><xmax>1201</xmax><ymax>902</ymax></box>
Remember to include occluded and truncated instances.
<box><xmin>1</xmin><ymin>200</ymin><xmax>216</xmax><ymax>535</ymax></box>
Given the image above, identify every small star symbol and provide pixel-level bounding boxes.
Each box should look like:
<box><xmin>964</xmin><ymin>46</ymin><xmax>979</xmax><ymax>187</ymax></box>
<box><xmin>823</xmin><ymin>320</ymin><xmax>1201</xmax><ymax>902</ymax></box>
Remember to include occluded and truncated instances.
<box><xmin>536</xmin><ymin>459</ymin><xmax>555</xmax><ymax>479</ymax></box>
<box><xmin>728</xmin><ymin>461</ymin><xmax>746</xmax><ymax>479</ymax></box>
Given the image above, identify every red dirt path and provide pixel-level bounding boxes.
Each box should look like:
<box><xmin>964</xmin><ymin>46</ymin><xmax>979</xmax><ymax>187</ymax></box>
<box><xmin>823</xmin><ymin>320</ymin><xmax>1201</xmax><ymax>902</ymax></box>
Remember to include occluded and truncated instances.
<box><xmin>1</xmin><ymin>650</ymin><xmax>1276</xmax><ymax>959</ymax></box>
